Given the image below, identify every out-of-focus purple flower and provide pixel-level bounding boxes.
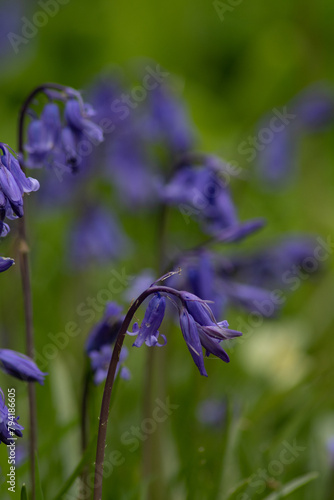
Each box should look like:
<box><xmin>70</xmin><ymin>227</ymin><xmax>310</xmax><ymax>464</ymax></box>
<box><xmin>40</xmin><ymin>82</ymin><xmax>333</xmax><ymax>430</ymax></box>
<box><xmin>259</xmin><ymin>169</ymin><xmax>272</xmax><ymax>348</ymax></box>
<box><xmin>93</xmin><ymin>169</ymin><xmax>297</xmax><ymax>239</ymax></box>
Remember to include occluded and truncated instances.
<box><xmin>25</xmin><ymin>89</ymin><xmax>103</xmax><ymax>173</ymax></box>
<box><xmin>164</xmin><ymin>161</ymin><xmax>263</xmax><ymax>239</ymax></box>
<box><xmin>124</xmin><ymin>269</ymin><xmax>155</xmax><ymax>302</ymax></box>
<box><xmin>224</xmin><ymin>235</ymin><xmax>321</xmax><ymax>290</ymax></box>
<box><xmin>0</xmin><ymin>257</ymin><xmax>14</xmax><ymax>273</ymax></box>
<box><xmin>170</xmin><ymin>251</ymin><xmax>226</xmax><ymax>319</ymax></box>
<box><xmin>327</xmin><ymin>437</ymin><xmax>334</xmax><ymax>468</ymax></box>
<box><xmin>292</xmin><ymin>83</ymin><xmax>334</xmax><ymax>131</ymax></box>
<box><xmin>144</xmin><ymin>84</ymin><xmax>195</xmax><ymax>154</ymax></box>
<box><xmin>87</xmin><ymin>73</ymin><xmax>126</xmax><ymax>130</ymax></box>
<box><xmin>15</xmin><ymin>444</ymin><xmax>28</xmax><ymax>467</ymax></box>
<box><xmin>257</xmin><ymin>126</ymin><xmax>298</xmax><ymax>188</ymax></box>
<box><xmin>89</xmin><ymin>345</ymin><xmax>130</xmax><ymax>385</ymax></box>
<box><xmin>107</xmin><ymin>126</ymin><xmax>161</xmax><ymax>207</ymax></box>
<box><xmin>131</xmin><ymin>294</ymin><xmax>166</xmax><ymax>348</ymax></box>
<box><xmin>68</xmin><ymin>206</ymin><xmax>129</xmax><ymax>268</ymax></box>
<box><xmin>196</xmin><ymin>398</ymin><xmax>226</xmax><ymax>428</ymax></box>
<box><xmin>0</xmin><ymin>1</ymin><xmax>24</xmax><ymax>60</ymax></box>
<box><xmin>86</xmin><ymin>302</ymin><xmax>130</xmax><ymax>384</ymax></box>
<box><xmin>219</xmin><ymin>282</ymin><xmax>278</xmax><ymax>317</ymax></box>
<box><xmin>216</xmin><ymin>218</ymin><xmax>266</xmax><ymax>243</ymax></box>
<box><xmin>257</xmin><ymin>83</ymin><xmax>334</xmax><ymax>188</ymax></box>
<box><xmin>0</xmin><ymin>389</ymin><xmax>23</xmax><ymax>445</ymax></box>
<box><xmin>0</xmin><ymin>349</ymin><xmax>47</xmax><ymax>384</ymax></box>
<box><xmin>65</xmin><ymin>98</ymin><xmax>104</xmax><ymax>144</ymax></box>
<box><xmin>85</xmin><ymin>302</ymin><xmax>124</xmax><ymax>354</ymax></box>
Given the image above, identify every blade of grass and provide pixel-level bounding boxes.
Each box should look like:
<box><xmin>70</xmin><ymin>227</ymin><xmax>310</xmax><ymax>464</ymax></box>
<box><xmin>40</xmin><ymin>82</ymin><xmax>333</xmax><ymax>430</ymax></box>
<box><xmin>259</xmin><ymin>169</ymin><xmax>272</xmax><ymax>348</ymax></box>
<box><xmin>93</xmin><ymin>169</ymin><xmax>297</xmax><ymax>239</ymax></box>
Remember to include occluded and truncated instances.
<box><xmin>262</xmin><ymin>471</ymin><xmax>319</xmax><ymax>500</ymax></box>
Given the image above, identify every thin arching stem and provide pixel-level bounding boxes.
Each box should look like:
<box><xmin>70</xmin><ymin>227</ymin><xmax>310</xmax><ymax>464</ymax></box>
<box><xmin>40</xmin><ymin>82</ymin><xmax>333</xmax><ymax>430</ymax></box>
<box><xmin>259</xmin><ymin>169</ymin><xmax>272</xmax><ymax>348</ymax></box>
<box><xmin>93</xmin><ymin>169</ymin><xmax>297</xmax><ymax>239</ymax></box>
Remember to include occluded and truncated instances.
<box><xmin>17</xmin><ymin>83</ymin><xmax>69</xmax><ymax>500</ymax></box>
<box><xmin>93</xmin><ymin>285</ymin><xmax>182</xmax><ymax>500</ymax></box>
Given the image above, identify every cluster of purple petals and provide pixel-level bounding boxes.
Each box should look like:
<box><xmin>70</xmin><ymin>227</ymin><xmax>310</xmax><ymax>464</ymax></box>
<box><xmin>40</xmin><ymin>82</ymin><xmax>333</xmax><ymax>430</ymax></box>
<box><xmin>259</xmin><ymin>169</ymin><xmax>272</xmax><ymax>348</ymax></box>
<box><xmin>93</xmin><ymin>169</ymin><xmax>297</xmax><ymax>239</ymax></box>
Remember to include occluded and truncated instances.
<box><xmin>221</xmin><ymin>235</ymin><xmax>321</xmax><ymax>289</ymax></box>
<box><xmin>168</xmin><ymin>234</ymin><xmax>322</xmax><ymax>322</ymax></box>
<box><xmin>163</xmin><ymin>156</ymin><xmax>265</xmax><ymax>239</ymax></box>
<box><xmin>0</xmin><ymin>389</ymin><xmax>24</xmax><ymax>445</ymax></box>
<box><xmin>90</xmin><ymin>345</ymin><xmax>131</xmax><ymax>385</ymax></box>
<box><xmin>129</xmin><ymin>289</ymin><xmax>242</xmax><ymax>377</ymax></box>
<box><xmin>257</xmin><ymin>83</ymin><xmax>334</xmax><ymax>188</ymax></box>
<box><xmin>25</xmin><ymin>90</ymin><xmax>103</xmax><ymax>173</ymax></box>
<box><xmin>86</xmin><ymin>302</ymin><xmax>130</xmax><ymax>385</ymax></box>
<box><xmin>0</xmin><ymin>143</ymin><xmax>40</xmax><ymax>273</ymax></box>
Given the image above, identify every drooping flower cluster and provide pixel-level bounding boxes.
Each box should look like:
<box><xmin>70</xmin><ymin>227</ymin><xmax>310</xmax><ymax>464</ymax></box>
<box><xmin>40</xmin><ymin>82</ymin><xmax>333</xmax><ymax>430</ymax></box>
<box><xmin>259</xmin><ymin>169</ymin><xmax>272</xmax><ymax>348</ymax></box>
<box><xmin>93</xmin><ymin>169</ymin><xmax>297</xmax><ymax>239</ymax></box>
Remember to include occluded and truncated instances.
<box><xmin>163</xmin><ymin>154</ymin><xmax>265</xmax><ymax>239</ymax></box>
<box><xmin>257</xmin><ymin>83</ymin><xmax>334</xmax><ymax>188</ymax></box>
<box><xmin>167</xmin><ymin>233</ymin><xmax>322</xmax><ymax>322</ymax></box>
<box><xmin>129</xmin><ymin>288</ymin><xmax>242</xmax><ymax>377</ymax></box>
<box><xmin>25</xmin><ymin>87</ymin><xmax>104</xmax><ymax>174</ymax></box>
<box><xmin>0</xmin><ymin>143</ymin><xmax>40</xmax><ymax>272</ymax></box>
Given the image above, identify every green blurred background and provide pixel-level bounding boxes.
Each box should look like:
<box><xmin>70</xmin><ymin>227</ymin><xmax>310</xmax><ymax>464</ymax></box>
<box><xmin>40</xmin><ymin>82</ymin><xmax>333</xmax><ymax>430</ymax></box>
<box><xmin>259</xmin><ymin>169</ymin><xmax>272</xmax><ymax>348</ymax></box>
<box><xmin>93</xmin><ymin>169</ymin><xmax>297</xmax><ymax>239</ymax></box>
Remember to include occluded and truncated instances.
<box><xmin>0</xmin><ymin>0</ymin><xmax>334</xmax><ymax>499</ymax></box>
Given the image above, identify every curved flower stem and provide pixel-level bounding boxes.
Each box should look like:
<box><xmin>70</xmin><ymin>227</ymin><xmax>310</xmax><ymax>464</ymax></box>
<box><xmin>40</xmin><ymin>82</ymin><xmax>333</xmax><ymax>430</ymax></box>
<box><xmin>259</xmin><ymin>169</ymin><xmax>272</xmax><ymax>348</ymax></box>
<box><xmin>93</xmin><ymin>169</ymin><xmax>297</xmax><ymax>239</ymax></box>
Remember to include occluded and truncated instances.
<box><xmin>93</xmin><ymin>285</ymin><xmax>181</xmax><ymax>500</ymax></box>
<box><xmin>17</xmin><ymin>82</ymin><xmax>69</xmax><ymax>500</ymax></box>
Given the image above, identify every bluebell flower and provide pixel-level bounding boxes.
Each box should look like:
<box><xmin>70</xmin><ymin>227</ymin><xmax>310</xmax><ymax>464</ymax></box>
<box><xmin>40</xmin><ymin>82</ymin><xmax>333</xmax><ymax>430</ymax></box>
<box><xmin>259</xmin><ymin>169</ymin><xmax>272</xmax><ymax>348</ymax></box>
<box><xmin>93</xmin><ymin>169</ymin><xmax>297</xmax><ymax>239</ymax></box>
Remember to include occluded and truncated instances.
<box><xmin>64</xmin><ymin>97</ymin><xmax>104</xmax><ymax>144</ymax></box>
<box><xmin>171</xmin><ymin>251</ymin><xmax>226</xmax><ymax>319</ymax></box>
<box><xmin>291</xmin><ymin>83</ymin><xmax>334</xmax><ymax>131</ymax></box>
<box><xmin>25</xmin><ymin>90</ymin><xmax>103</xmax><ymax>173</ymax></box>
<box><xmin>0</xmin><ymin>349</ymin><xmax>47</xmax><ymax>384</ymax></box>
<box><xmin>89</xmin><ymin>345</ymin><xmax>130</xmax><ymax>385</ymax></box>
<box><xmin>25</xmin><ymin>103</ymin><xmax>62</xmax><ymax>169</ymax></box>
<box><xmin>164</xmin><ymin>161</ymin><xmax>263</xmax><ymax>239</ymax></box>
<box><xmin>144</xmin><ymin>83</ymin><xmax>195</xmax><ymax>154</ymax></box>
<box><xmin>196</xmin><ymin>398</ymin><xmax>226</xmax><ymax>428</ymax></box>
<box><xmin>107</xmin><ymin>126</ymin><xmax>161</xmax><ymax>207</ymax></box>
<box><xmin>219</xmin><ymin>281</ymin><xmax>278</xmax><ymax>317</ymax></box>
<box><xmin>177</xmin><ymin>291</ymin><xmax>242</xmax><ymax>376</ymax></box>
<box><xmin>257</xmin><ymin>83</ymin><xmax>334</xmax><ymax>188</ymax></box>
<box><xmin>130</xmin><ymin>287</ymin><xmax>241</xmax><ymax>376</ymax></box>
<box><xmin>0</xmin><ymin>389</ymin><xmax>23</xmax><ymax>445</ymax></box>
<box><xmin>216</xmin><ymin>218</ymin><xmax>266</xmax><ymax>243</ymax></box>
<box><xmin>257</xmin><ymin>125</ymin><xmax>297</xmax><ymax>188</ymax></box>
<box><xmin>85</xmin><ymin>302</ymin><xmax>124</xmax><ymax>354</ymax></box>
<box><xmin>0</xmin><ymin>257</ymin><xmax>14</xmax><ymax>273</ymax></box>
<box><xmin>68</xmin><ymin>205</ymin><xmax>129</xmax><ymax>268</ymax></box>
<box><xmin>86</xmin><ymin>302</ymin><xmax>130</xmax><ymax>384</ymax></box>
<box><xmin>0</xmin><ymin>143</ymin><xmax>39</xmax><ymax>219</ymax></box>
<box><xmin>0</xmin><ymin>0</ymin><xmax>24</xmax><ymax>60</ymax></box>
<box><xmin>124</xmin><ymin>269</ymin><xmax>156</xmax><ymax>302</ymax></box>
<box><xmin>131</xmin><ymin>294</ymin><xmax>167</xmax><ymax>348</ymax></box>
<box><xmin>224</xmin><ymin>235</ymin><xmax>321</xmax><ymax>290</ymax></box>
